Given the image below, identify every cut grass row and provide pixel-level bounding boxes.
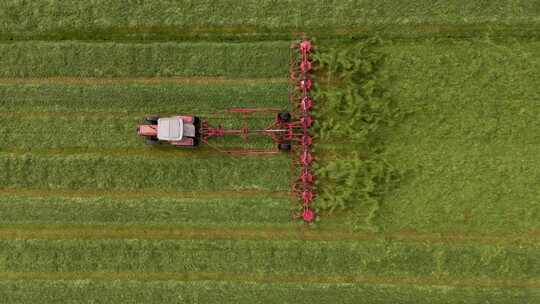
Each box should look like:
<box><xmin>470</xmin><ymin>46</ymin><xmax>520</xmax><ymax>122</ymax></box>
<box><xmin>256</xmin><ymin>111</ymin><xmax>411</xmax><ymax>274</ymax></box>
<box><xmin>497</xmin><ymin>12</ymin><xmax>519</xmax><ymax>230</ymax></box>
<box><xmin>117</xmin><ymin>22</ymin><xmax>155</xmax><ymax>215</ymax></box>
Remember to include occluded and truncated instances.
<box><xmin>0</xmin><ymin>225</ymin><xmax>538</xmax><ymax>245</ymax></box>
<box><xmin>1</xmin><ymin>279</ymin><xmax>537</xmax><ymax>304</ymax></box>
<box><xmin>1</xmin><ymin>1</ymin><xmax>539</xmax><ymax>41</ymax></box>
<box><xmin>373</xmin><ymin>38</ymin><xmax>540</xmax><ymax>235</ymax></box>
<box><xmin>0</xmin><ymin>239</ymin><xmax>538</xmax><ymax>279</ymax></box>
<box><xmin>0</xmin><ymin>82</ymin><xmax>288</xmax><ymax>113</ymax></box>
<box><xmin>0</xmin><ymin>195</ymin><xmax>291</xmax><ymax>227</ymax></box>
<box><xmin>0</xmin><ymin>154</ymin><xmax>289</xmax><ymax>192</ymax></box>
<box><xmin>0</xmin><ymin>41</ymin><xmax>289</xmax><ymax>77</ymax></box>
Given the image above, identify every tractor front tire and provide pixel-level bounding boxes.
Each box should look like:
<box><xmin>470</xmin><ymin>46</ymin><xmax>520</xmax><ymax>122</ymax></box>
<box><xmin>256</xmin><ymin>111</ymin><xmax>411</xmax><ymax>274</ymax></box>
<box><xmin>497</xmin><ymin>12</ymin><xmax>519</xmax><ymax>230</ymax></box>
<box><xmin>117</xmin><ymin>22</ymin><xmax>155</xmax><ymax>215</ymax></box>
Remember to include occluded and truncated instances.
<box><xmin>278</xmin><ymin>142</ymin><xmax>292</xmax><ymax>151</ymax></box>
<box><xmin>278</xmin><ymin>112</ymin><xmax>291</xmax><ymax>122</ymax></box>
<box><xmin>145</xmin><ymin>116</ymin><xmax>160</xmax><ymax>124</ymax></box>
<box><xmin>146</xmin><ymin>137</ymin><xmax>160</xmax><ymax>145</ymax></box>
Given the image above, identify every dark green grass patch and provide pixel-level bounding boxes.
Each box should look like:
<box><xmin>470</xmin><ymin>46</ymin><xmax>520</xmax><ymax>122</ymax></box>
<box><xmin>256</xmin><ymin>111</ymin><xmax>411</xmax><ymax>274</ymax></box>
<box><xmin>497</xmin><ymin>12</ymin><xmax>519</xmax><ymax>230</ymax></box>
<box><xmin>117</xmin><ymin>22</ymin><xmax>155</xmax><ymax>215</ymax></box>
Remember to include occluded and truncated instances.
<box><xmin>0</xmin><ymin>280</ymin><xmax>537</xmax><ymax>304</ymax></box>
<box><xmin>0</xmin><ymin>196</ymin><xmax>290</xmax><ymax>227</ymax></box>
<box><xmin>311</xmin><ymin>38</ymin><xmax>401</xmax><ymax>229</ymax></box>
<box><xmin>0</xmin><ymin>41</ymin><xmax>289</xmax><ymax>77</ymax></box>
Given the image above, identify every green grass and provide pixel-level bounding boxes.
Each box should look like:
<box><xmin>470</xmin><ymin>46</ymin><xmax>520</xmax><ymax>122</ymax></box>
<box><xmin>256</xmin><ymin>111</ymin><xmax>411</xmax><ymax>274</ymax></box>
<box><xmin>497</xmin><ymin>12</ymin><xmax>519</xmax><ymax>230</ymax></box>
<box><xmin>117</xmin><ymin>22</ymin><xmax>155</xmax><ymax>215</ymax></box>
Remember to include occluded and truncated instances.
<box><xmin>0</xmin><ymin>195</ymin><xmax>290</xmax><ymax>226</ymax></box>
<box><xmin>0</xmin><ymin>2</ymin><xmax>539</xmax><ymax>301</ymax></box>
<box><xmin>373</xmin><ymin>38</ymin><xmax>540</xmax><ymax>234</ymax></box>
<box><xmin>0</xmin><ymin>82</ymin><xmax>288</xmax><ymax>150</ymax></box>
<box><xmin>0</xmin><ymin>82</ymin><xmax>288</xmax><ymax>113</ymax></box>
<box><xmin>0</xmin><ymin>154</ymin><xmax>289</xmax><ymax>191</ymax></box>
<box><xmin>0</xmin><ymin>41</ymin><xmax>289</xmax><ymax>77</ymax></box>
<box><xmin>0</xmin><ymin>239</ymin><xmax>538</xmax><ymax>279</ymax></box>
<box><xmin>0</xmin><ymin>280</ymin><xmax>537</xmax><ymax>304</ymax></box>
<box><xmin>0</xmin><ymin>1</ymin><xmax>539</xmax><ymax>41</ymax></box>
<box><xmin>0</xmin><ymin>114</ymin><xmax>281</xmax><ymax>150</ymax></box>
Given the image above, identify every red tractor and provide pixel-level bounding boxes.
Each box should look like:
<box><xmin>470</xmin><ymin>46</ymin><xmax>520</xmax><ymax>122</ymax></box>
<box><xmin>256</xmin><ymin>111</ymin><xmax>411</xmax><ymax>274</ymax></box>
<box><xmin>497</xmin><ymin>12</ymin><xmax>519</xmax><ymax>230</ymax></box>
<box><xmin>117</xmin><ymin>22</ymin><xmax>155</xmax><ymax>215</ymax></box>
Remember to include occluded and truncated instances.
<box><xmin>137</xmin><ymin>115</ymin><xmax>201</xmax><ymax>147</ymax></box>
<box><xmin>136</xmin><ymin>109</ymin><xmax>296</xmax><ymax>153</ymax></box>
<box><xmin>136</xmin><ymin>36</ymin><xmax>316</xmax><ymax>222</ymax></box>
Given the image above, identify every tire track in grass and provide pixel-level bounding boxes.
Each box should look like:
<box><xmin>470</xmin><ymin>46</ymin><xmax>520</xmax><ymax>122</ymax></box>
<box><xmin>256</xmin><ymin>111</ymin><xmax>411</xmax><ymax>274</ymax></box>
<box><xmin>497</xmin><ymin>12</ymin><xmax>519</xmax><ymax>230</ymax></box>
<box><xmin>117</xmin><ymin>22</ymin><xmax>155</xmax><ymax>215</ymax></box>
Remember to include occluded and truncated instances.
<box><xmin>0</xmin><ymin>76</ymin><xmax>286</xmax><ymax>85</ymax></box>
<box><xmin>0</xmin><ymin>224</ymin><xmax>537</xmax><ymax>245</ymax></box>
<box><xmin>0</xmin><ymin>271</ymin><xmax>538</xmax><ymax>289</ymax></box>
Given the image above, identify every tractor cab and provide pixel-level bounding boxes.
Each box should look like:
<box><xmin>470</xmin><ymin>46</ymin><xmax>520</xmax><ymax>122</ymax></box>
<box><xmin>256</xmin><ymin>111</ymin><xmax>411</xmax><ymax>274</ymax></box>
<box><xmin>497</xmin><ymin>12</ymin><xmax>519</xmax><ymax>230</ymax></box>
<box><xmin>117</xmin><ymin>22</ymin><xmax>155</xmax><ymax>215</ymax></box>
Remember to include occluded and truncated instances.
<box><xmin>157</xmin><ymin>117</ymin><xmax>196</xmax><ymax>141</ymax></box>
<box><xmin>137</xmin><ymin>115</ymin><xmax>199</xmax><ymax>146</ymax></box>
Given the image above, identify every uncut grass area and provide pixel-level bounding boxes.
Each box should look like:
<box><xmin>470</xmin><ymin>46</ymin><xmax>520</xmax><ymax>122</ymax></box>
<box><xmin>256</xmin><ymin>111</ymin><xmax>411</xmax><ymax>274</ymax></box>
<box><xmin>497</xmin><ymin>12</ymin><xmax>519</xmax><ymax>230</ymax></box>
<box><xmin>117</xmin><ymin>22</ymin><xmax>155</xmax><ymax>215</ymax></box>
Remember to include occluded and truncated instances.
<box><xmin>0</xmin><ymin>2</ymin><xmax>539</xmax><ymax>303</ymax></box>
<box><xmin>378</xmin><ymin>39</ymin><xmax>540</xmax><ymax>235</ymax></box>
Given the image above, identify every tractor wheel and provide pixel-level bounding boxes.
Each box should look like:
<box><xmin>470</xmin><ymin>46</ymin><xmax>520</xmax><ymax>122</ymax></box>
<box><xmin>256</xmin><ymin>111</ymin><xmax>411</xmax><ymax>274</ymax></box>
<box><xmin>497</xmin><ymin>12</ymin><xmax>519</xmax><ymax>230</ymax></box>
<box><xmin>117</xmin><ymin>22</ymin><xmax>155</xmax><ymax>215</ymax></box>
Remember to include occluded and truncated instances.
<box><xmin>146</xmin><ymin>137</ymin><xmax>160</xmax><ymax>145</ymax></box>
<box><xmin>145</xmin><ymin>116</ymin><xmax>160</xmax><ymax>124</ymax></box>
<box><xmin>194</xmin><ymin>116</ymin><xmax>201</xmax><ymax>138</ymax></box>
<box><xmin>278</xmin><ymin>111</ymin><xmax>291</xmax><ymax>122</ymax></box>
<box><xmin>278</xmin><ymin>142</ymin><xmax>292</xmax><ymax>151</ymax></box>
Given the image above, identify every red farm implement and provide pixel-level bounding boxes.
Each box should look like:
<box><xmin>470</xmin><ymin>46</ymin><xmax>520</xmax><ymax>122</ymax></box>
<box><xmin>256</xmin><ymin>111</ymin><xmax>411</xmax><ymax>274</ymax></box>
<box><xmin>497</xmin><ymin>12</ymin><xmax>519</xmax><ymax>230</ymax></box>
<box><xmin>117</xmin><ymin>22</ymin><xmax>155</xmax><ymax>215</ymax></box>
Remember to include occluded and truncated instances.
<box><xmin>137</xmin><ymin>35</ymin><xmax>316</xmax><ymax>222</ymax></box>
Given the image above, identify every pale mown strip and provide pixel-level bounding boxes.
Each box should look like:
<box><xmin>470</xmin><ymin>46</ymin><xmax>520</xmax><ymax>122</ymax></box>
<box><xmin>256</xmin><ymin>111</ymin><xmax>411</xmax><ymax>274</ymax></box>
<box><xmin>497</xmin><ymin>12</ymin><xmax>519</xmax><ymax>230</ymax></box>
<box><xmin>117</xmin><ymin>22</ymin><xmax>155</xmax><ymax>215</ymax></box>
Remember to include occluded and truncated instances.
<box><xmin>0</xmin><ymin>41</ymin><xmax>289</xmax><ymax>77</ymax></box>
<box><xmin>0</xmin><ymin>278</ymin><xmax>537</xmax><ymax>304</ymax></box>
<box><xmin>0</xmin><ymin>224</ymin><xmax>537</xmax><ymax>245</ymax></box>
<box><xmin>1</xmin><ymin>271</ymin><xmax>539</xmax><ymax>288</ymax></box>
<box><xmin>0</xmin><ymin>154</ymin><xmax>290</xmax><ymax>192</ymax></box>
<box><xmin>0</xmin><ymin>81</ymin><xmax>288</xmax><ymax>113</ymax></box>
<box><xmin>0</xmin><ymin>239</ymin><xmax>538</xmax><ymax>280</ymax></box>
<box><xmin>0</xmin><ymin>195</ymin><xmax>291</xmax><ymax>227</ymax></box>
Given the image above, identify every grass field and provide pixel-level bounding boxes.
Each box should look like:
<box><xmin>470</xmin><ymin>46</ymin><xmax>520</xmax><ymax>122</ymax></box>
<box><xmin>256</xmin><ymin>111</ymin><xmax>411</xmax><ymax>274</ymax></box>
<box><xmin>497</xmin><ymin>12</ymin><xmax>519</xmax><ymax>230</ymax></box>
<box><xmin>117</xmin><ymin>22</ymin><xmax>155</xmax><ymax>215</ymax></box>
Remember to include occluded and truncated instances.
<box><xmin>0</xmin><ymin>1</ymin><xmax>539</xmax><ymax>303</ymax></box>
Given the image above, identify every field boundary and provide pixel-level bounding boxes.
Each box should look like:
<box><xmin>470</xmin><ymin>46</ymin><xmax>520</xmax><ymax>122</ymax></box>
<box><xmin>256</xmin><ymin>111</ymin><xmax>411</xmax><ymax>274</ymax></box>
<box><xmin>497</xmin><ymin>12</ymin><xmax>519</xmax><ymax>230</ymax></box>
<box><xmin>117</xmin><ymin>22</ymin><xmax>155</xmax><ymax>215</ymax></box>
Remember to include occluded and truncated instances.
<box><xmin>0</xmin><ymin>271</ymin><xmax>538</xmax><ymax>289</ymax></box>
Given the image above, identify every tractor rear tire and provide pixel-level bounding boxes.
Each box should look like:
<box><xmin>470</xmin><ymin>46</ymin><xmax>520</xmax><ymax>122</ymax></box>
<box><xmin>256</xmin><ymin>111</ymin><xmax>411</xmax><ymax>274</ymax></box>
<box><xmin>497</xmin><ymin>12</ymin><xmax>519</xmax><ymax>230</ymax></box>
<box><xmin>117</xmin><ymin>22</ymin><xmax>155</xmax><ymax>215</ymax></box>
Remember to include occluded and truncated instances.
<box><xmin>146</xmin><ymin>137</ymin><xmax>160</xmax><ymax>145</ymax></box>
<box><xmin>145</xmin><ymin>116</ymin><xmax>160</xmax><ymax>124</ymax></box>
<box><xmin>278</xmin><ymin>112</ymin><xmax>291</xmax><ymax>122</ymax></box>
<box><xmin>278</xmin><ymin>142</ymin><xmax>292</xmax><ymax>151</ymax></box>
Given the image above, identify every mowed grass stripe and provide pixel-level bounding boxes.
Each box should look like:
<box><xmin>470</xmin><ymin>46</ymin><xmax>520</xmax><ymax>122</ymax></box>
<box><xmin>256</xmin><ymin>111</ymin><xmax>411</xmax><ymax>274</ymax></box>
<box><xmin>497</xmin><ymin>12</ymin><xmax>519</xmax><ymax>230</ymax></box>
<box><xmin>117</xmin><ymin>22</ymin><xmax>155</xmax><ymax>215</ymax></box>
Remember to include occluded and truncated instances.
<box><xmin>1</xmin><ymin>272</ymin><xmax>539</xmax><ymax>290</ymax></box>
<box><xmin>1</xmin><ymin>0</ymin><xmax>539</xmax><ymax>41</ymax></box>
<box><xmin>0</xmin><ymin>196</ymin><xmax>291</xmax><ymax>227</ymax></box>
<box><xmin>0</xmin><ymin>41</ymin><xmax>289</xmax><ymax>78</ymax></box>
<box><xmin>0</xmin><ymin>81</ymin><xmax>288</xmax><ymax>114</ymax></box>
<box><xmin>0</xmin><ymin>239</ymin><xmax>538</xmax><ymax>279</ymax></box>
<box><xmin>0</xmin><ymin>154</ymin><xmax>290</xmax><ymax>192</ymax></box>
<box><xmin>0</xmin><ymin>225</ymin><xmax>538</xmax><ymax>245</ymax></box>
<box><xmin>0</xmin><ymin>280</ymin><xmax>537</xmax><ymax>304</ymax></box>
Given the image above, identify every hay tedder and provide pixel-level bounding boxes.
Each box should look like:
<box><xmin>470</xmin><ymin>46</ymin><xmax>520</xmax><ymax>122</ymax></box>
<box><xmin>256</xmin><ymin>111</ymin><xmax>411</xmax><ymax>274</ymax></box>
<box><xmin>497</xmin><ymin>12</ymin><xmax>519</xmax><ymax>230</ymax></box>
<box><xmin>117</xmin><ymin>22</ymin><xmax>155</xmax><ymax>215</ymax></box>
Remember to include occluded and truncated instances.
<box><xmin>137</xmin><ymin>36</ymin><xmax>316</xmax><ymax>222</ymax></box>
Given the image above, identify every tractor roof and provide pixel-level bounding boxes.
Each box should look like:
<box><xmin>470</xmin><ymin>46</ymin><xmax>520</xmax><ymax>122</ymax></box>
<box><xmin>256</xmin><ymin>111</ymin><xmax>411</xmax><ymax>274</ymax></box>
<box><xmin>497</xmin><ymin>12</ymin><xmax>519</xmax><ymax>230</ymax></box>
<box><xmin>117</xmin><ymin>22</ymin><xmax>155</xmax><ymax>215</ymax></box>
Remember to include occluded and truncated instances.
<box><xmin>157</xmin><ymin>117</ymin><xmax>183</xmax><ymax>141</ymax></box>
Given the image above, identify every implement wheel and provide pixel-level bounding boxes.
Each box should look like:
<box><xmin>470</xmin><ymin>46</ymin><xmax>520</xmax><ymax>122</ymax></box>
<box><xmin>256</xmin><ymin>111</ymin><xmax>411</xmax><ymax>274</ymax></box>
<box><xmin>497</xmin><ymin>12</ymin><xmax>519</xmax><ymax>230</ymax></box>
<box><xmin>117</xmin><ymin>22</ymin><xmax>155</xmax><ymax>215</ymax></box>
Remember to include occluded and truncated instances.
<box><xmin>278</xmin><ymin>142</ymin><xmax>291</xmax><ymax>151</ymax></box>
<box><xmin>278</xmin><ymin>112</ymin><xmax>291</xmax><ymax>123</ymax></box>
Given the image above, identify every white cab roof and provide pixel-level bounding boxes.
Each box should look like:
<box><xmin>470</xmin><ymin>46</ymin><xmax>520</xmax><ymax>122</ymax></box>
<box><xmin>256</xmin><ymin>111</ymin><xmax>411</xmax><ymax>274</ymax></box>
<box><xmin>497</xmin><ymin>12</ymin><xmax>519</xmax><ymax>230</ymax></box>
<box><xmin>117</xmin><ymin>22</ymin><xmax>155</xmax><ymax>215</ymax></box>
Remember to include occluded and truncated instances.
<box><xmin>157</xmin><ymin>117</ymin><xmax>183</xmax><ymax>141</ymax></box>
